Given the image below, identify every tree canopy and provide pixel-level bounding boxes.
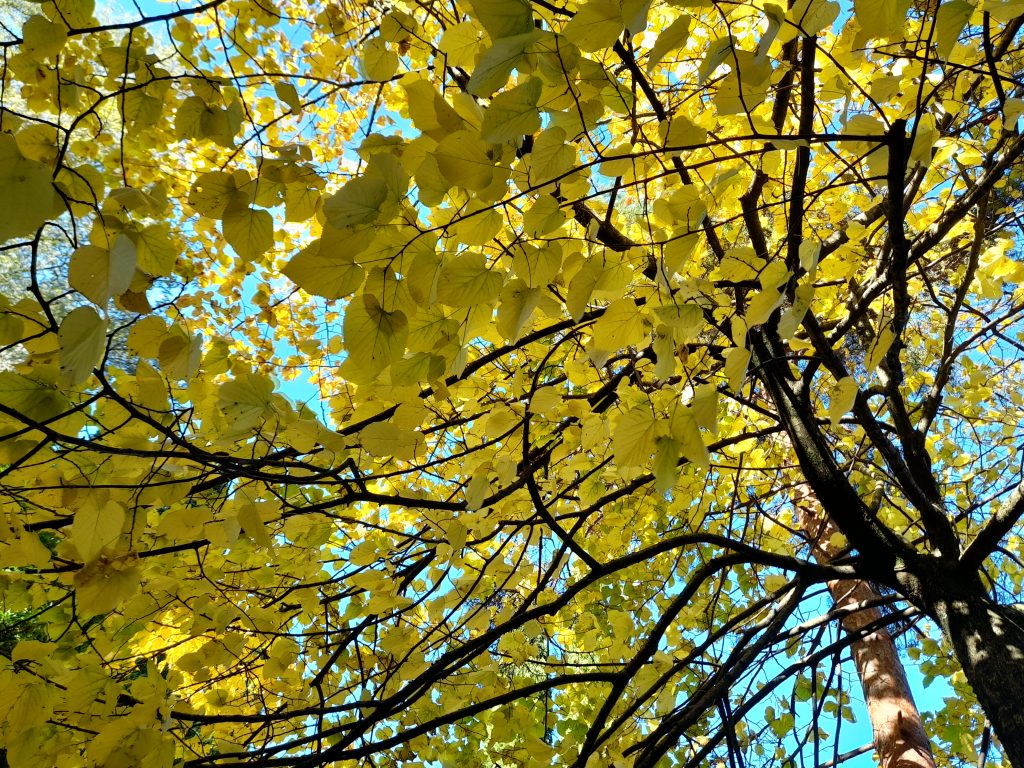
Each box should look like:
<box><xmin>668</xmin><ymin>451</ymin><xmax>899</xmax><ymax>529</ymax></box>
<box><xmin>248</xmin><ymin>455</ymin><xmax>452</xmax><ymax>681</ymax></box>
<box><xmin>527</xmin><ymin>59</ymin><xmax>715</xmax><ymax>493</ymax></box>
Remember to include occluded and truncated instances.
<box><xmin>2</xmin><ymin>0</ymin><xmax>1024</xmax><ymax>766</ymax></box>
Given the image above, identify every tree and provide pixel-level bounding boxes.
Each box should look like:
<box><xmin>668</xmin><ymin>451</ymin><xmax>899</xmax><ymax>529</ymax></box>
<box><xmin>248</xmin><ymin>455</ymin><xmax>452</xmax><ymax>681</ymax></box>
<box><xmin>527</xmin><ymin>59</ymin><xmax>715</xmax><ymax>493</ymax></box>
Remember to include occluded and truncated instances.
<box><xmin>0</xmin><ymin>0</ymin><xmax>1022</xmax><ymax>766</ymax></box>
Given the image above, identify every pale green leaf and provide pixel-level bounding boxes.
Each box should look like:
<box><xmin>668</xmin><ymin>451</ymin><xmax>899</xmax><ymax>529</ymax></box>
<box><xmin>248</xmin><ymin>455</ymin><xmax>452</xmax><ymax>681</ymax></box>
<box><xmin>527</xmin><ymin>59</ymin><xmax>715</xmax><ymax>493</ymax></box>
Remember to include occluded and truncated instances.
<box><xmin>480</xmin><ymin>78</ymin><xmax>542</xmax><ymax>144</ymax></box>
<box><xmin>324</xmin><ymin>176</ymin><xmax>390</xmax><ymax>228</ymax></box>
<box><xmin>0</xmin><ymin>133</ymin><xmax>54</xmax><ymax>242</ymax></box>
<box><xmin>433</xmin><ymin>131</ymin><xmax>494</xmax><ymax>190</ymax></box>
<box><xmin>72</xmin><ymin>500</ymin><xmax>125</xmax><ymax>562</ymax></box>
<box><xmin>222</xmin><ymin>206</ymin><xmax>274</xmax><ymax>261</ymax></box>
<box><xmin>563</xmin><ymin>0</ymin><xmax>625</xmax><ymax>52</ymax></box>
<box><xmin>68</xmin><ymin>234</ymin><xmax>136</xmax><ymax>306</ymax></box>
<box><xmin>343</xmin><ymin>293</ymin><xmax>409</xmax><ymax>377</ymax></box>
<box><xmin>467</xmin><ymin>31</ymin><xmax>544</xmax><ymax>96</ymax></box>
<box><xmin>468</xmin><ymin>0</ymin><xmax>534</xmax><ymax>39</ymax></box>
<box><xmin>437</xmin><ymin>252</ymin><xmax>503</xmax><ymax>307</ymax></box>
<box><xmin>59</xmin><ymin>306</ymin><xmax>107</xmax><ymax>385</ymax></box>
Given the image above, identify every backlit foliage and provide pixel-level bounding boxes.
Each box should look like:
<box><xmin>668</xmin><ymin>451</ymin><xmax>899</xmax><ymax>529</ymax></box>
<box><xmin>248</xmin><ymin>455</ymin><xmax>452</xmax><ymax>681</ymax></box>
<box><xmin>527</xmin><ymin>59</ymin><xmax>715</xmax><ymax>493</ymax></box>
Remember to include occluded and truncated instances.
<box><xmin>1</xmin><ymin>0</ymin><xmax>1023</xmax><ymax>766</ymax></box>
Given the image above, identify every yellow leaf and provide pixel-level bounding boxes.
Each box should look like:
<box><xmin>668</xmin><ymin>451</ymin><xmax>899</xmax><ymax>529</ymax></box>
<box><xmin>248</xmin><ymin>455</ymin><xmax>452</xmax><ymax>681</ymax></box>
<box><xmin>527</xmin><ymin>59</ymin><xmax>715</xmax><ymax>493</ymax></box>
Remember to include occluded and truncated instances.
<box><xmin>127</xmin><ymin>315</ymin><xmax>169</xmax><ymax>357</ymax></box>
<box><xmin>764</xmin><ymin>574</ymin><xmax>788</xmax><ymax>593</ymax></box>
<box><xmin>670</xmin><ymin>408</ymin><xmax>709</xmax><ymax>470</ymax></box>
<box><xmin>324</xmin><ymin>175</ymin><xmax>391</xmax><ymax>228</ymax></box>
<box><xmin>222</xmin><ymin>206</ymin><xmax>274</xmax><ymax>261</ymax></box>
<box><xmin>497</xmin><ymin>279</ymin><xmax>540</xmax><ymax>340</ymax></box>
<box><xmin>433</xmin><ymin>130</ymin><xmax>494</xmax><ymax>191</ymax></box>
<box><xmin>284</xmin><ymin>248</ymin><xmax>366</xmax><ymax>301</ymax></box>
<box><xmin>343</xmin><ymin>293</ymin><xmax>409</xmax><ymax>378</ymax></box>
<box><xmin>865</xmin><ymin>324</ymin><xmax>895</xmax><ymax>373</ymax></box>
<box><xmin>135</xmin><ymin>223</ymin><xmax>177</xmax><ymax>276</ymax></box>
<box><xmin>359</xmin><ymin>421</ymin><xmax>422</xmax><ymax>459</ymax></box>
<box><xmin>438</xmin><ymin>22</ymin><xmax>483</xmax><ymax>70</ymax></box>
<box><xmin>591</xmin><ymin>298</ymin><xmax>649</xmax><ymax>357</ymax></box>
<box><xmin>647</xmin><ymin>14</ymin><xmax>692</xmax><ymax>73</ymax></box>
<box><xmin>613</xmin><ymin>406</ymin><xmax>658</xmax><ymax>467</ymax></box>
<box><xmin>158</xmin><ymin>325</ymin><xmax>202</xmax><ymax>381</ymax></box>
<box><xmin>660</xmin><ymin>114</ymin><xmax>708</xmax><ymax>150</ymax></box>
<box><xmin>935</xmin><ymin>0</ymin><xmax>972</xmax><ymax>60</ymax></box>
<box><xmin>528</xmin><ymin>127</ymin><xmax>576</xmax><ymax>186</ymax></box>
<box><xmin>468</xmin><ymin>0</ymin><xmax>534</xmax><ymax>39</ymax></box>
<box><xmin>58</xmin><ymin>306</ymin><xmax>107</xmax><ymax>385</ymax></box>
<box><xmin>437</xmin><ymin>252</ymin><xmax>503</xmax><ymax>307</ymax></box>
<box><xmin>828</xmin><ymin>376</ymin><xmax>858</xmax><ymax>427</ymax></box>
<box><xmin>237</xmin><ymin>503</ymin><xmax>273</xmax><ymax>548</ymax></box>
<box><xmin>563</xmin><ymin>0</ymin><xmax>625</xmax><ymax>52</ymax></box>
<box><xmin>73</xmin><ymin>553</ymin><xmax>140</xmax><ymax>615</ymax></box>
<box><xmin>523</xmin><ymin>195</ymin><xmax>568</xmax><ymax>236</ymax></box>
<box><xmin>21</xmin><ymin>15</ymin><xmax>68</xmax><ymax>59</ymax></box>
<box><xmin>854</xmin><ymin>0</ymin><xmax>910</xmax><ymax>39</ymax></box>
<box><xmin>724</xmin><ymin>347</ymin><xmax>750</xmax><ymax>392</ymax></box>
<box><xmin>0</xmin><ymin>133</ymin><xmax>54</xmax><ymax>242</ymax></box>
<box><xmin>745</xmin><ymin>287</ymin><xmax>783</xmax><ymax>327</ymax></box>
<box><xmin>71</xmin><ymin>499</ymin><xmax>125</xmax><ymax>562</ymax></box>
<box><xmin>360</xmin><ymin>36</ymin><xmax>399</xmax><ymax>81</ymax></box>
<box><xmin>480</xmin><ymin>78</ymin><xmax>542</xmax><ymax>144</ymax></box>
<box><xmin>68</xmin><ymin>234</ymin><xmax>137</xmax><ymax>306</ymax></box>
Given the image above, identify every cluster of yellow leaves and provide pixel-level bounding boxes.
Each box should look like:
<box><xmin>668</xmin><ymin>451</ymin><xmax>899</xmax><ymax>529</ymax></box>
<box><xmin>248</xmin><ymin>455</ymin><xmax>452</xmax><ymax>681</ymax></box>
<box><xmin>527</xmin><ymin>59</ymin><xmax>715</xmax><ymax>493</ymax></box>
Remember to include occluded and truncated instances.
<box><xmin>0</xmin><ymin>0</ymin><xmax>1021</xmax><ymax>765</ymax></box>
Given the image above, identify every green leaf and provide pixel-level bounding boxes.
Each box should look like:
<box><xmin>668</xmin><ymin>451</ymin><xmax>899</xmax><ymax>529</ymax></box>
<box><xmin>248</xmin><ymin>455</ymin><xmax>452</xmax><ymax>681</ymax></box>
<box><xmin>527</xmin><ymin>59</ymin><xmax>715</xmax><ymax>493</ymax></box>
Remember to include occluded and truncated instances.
<box><xmin>274</xmin><ymin>82</ymin><xmax>302</xmax><ymax>114</ymax></box>
<box><xmin>59</xmin><ymin>306</ymin><xmax>107</xmax><ymax>385</ymax></box>
<box><xmin>188</xmin><ymin>170</ymin><xmax>240</xmax><ymax>218</ymax></box>
<box><xmin>0</xmin><ymin>373</ymin><xmax>69</xmax><ymax>422</ymax></box>
<box><xmin>283</xmin><ymin>239</ymin><xmax>367</xmax><ymax>300</ymax></box>
<box><xmin>653</xmin><ymin>437</ymin><xmax>680</xmax><ymax>493</ymax></box>
<box><xmin>670</xmin><ymin>408</ymin><xmax>708</xmax><ymax>470</ymax></box>
<box><xmin>480</xmin><ymin>78</ymin><xmax>543</xmax><ymax>144</ymax></box>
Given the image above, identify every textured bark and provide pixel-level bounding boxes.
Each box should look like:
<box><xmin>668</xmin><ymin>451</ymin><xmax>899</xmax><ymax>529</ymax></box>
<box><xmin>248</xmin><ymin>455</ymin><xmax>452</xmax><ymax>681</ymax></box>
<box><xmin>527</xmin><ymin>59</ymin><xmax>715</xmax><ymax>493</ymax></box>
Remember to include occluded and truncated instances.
<box><xmin>907</xmin><ymin>562</ymin><xmax>1024</xmax><ymax>768</ymax></box>
<box><xmin>795</xmin><ymin>492</ymin><xmax>936</xmax><ymax>768</ymax></box>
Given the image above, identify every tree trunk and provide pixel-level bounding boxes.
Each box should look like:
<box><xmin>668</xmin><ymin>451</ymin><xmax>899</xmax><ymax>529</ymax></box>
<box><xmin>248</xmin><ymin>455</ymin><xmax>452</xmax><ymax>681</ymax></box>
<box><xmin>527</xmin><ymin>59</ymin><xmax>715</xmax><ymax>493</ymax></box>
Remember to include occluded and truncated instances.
<box><xmin>907</xmin><ymin>561</ymin><xmax>1024</xmax><ymax>768</ymax></box>
<box><xmin>795</xmin><ymin>492</ymin><xmax>936</xmax><ymax>768</ymax></box>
